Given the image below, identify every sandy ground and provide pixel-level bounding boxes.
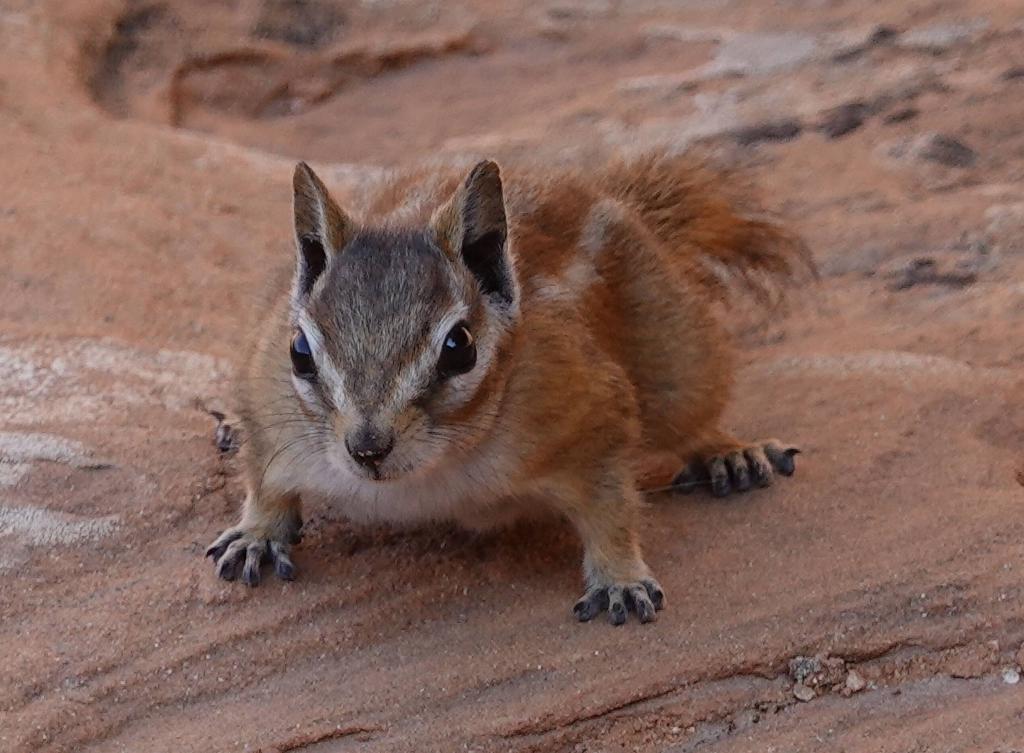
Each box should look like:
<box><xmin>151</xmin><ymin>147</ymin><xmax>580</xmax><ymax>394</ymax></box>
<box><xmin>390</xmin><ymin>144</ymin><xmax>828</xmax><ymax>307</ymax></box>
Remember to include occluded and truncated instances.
<box><xmin>2</xmin><ymin>1</ymin><xmax>1024</xmax><ymax>751</ymax></box>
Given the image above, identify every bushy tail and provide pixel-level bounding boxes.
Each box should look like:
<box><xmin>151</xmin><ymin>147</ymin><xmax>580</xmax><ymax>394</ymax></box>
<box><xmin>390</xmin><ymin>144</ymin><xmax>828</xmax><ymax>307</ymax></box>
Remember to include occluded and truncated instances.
<box><xmin>600</xmin><ymin>153</ymin><xmax>814</xmax><ymax>301</ymax></box>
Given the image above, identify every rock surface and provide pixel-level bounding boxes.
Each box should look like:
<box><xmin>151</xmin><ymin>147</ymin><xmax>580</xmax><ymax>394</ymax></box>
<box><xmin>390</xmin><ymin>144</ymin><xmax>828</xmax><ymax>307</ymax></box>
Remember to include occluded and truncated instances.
<box><xmin>3</xmin><ymin>1</ymin><xmax>1024</xmax><ymax>752</ymax></box>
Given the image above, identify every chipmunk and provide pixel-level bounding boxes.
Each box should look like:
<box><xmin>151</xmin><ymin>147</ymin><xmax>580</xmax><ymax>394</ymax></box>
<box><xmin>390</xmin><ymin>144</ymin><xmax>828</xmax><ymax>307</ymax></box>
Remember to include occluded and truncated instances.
<box><xmin>205</xmin><ymin>153</ymin><xmax>809</xmax><ymax>624</ymax></box>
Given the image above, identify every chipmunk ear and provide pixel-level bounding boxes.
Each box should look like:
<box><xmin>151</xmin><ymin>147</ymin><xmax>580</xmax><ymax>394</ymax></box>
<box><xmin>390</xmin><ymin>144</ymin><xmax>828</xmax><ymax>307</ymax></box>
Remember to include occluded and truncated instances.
<box><xmin>433</xmin><ymin>160</ymin><xmax>516</xmax><ymax>309</ymax></box>
<box><xmin>292</xmin><ymin>162</ymin><xmax>353</xmax><ymax>299</ymax></box>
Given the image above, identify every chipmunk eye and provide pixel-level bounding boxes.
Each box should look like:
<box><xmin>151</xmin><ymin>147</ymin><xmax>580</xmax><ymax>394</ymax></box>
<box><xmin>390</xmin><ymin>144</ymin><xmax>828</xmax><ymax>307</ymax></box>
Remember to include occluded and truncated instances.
<box><xmin>290</xmin><ymin>329</ymin><xmax>316</xmax><ymax>379</ymax></box>
<box><xmin>437</xmin><ymin>322</ymin><xmax>476</xmax><ymax>378</ymax></box>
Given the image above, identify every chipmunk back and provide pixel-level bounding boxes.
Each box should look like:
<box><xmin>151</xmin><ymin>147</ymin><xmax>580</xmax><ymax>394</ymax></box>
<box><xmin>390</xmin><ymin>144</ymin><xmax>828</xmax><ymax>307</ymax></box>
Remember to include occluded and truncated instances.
<box><xmin>207</xmin><ymin>153</ymin><xmax>810</xmax><ymax>624</ymax></box>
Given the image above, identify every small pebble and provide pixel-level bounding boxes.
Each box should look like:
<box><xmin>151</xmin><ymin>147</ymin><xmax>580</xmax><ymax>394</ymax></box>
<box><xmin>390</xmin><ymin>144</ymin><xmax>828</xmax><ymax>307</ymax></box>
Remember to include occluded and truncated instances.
<box><xmin>845</xmin><ymin>669</ymin><xmax>867</xmax><ymax>693</ymax></box>
<box><xmin>1002</xmin><ymin>668</ymin><xmax>1020</xmax><ymax>685</ymax></box>
<box><xmin>788</xmin><ymin>655</ymin><xmax>822</xmax><ymax>684</ymax></box>
<box><xmin>793</xmin><ymin>683</ymin><xmax>816</xmax><ymax>702</ymax></box>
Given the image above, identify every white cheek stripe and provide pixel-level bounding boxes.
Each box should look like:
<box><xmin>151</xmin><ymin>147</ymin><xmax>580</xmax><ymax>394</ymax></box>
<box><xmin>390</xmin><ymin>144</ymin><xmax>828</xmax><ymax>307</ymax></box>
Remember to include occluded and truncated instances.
<box><xmin>389</xmin><ymin>303</ymin><xmax>470</xmax><ymax>410</ymax></box>
<box><xmin>292</xmin><ymin>372</ymin><xmax>320</xmax><ymax>406</ymax></box>
<box><xmin>390</xmin><ymin>300</ymin><xmax>508</xmax><ymax>415</ymax></box>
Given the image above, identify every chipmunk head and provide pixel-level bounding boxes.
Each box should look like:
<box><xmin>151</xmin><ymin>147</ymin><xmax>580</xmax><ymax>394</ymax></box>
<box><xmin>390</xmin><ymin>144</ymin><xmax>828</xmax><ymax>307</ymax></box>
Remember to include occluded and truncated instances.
<box><xmin>287</xmin><ymin>161</ymin><xmax>518</xmax><ymax>482</ymax></box>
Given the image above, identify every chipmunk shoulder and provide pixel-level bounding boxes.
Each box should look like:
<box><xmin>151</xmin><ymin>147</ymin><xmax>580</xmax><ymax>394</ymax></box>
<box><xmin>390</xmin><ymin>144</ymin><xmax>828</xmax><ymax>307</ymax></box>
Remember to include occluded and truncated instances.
<box><xmin>207</xmin><ymin>153</ymin><xmax>810</xmax><ymax>624</ymax></box>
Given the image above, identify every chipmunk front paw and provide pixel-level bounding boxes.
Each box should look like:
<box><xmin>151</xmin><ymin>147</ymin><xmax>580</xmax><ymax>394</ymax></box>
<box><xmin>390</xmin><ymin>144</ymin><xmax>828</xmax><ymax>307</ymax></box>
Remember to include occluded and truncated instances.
<box><xmin>205</xmin><ymin>517</ymin><xmax>301</xmax><ymax>586</ymax></box>
<box><xmin>673</xmin><ymin>439</ymin><xmax>800</xmax><ymax>497</ymax></box>
<box><xmin>573</xmin><ymin>577</ymin><xmax>665</xmax><ymax>626</ymax></box>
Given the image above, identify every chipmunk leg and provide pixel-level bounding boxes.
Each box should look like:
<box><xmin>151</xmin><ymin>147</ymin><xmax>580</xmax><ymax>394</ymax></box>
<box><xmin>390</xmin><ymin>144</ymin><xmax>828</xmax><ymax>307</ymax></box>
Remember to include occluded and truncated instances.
<box><xmin>548</xmin><ymin>467</ymin><xmax>664</xmax><ymax>625</ymax></box>
<box><xmin>206</xmin><ymin>489</ymin><xmax>303</xmax><ymax>586</ymax></box>
<box><xmin>673</xmin><ymin>433</ymin><xmax>800</xmax><ymax>497</ymax></box>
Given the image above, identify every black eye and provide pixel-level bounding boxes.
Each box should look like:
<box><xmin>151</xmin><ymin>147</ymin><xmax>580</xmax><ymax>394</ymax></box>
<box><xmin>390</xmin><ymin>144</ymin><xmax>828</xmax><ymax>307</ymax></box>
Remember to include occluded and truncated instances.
<box><xmin>437</xmin><ymin>323</ymin><xmax>476</xmax><ymax>378</ymax></box>
<box><xmin>290</xmin><ymin>329</ymin><xmax>316</xmax><ymax>379</ymax></box>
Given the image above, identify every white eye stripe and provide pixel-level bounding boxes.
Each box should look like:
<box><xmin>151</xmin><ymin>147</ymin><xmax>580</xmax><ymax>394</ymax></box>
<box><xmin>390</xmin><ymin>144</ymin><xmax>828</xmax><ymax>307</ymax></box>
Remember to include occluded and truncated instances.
<box><xmin>387</xmin><ymin>304</ymin><xmax>477</xmax><ymax>410</ymax></box>
<box><xmin>295</xmin><ymin>311</ymin><xmax>325</xmax><ymax>356</ymax></box>
<box><xmin>430</xmin><ymin>305</ymin><xmax>472</xmax><ymax>353</ymax></box>
<box><xmin>294</xmin><ymin>312</ymin><xmax>350</xmax><ymax>409</ymax></box>
<box><xmin>294</xmin><ymin>303</ymin><xmax>500</xmax><ymax>418</ymax></box>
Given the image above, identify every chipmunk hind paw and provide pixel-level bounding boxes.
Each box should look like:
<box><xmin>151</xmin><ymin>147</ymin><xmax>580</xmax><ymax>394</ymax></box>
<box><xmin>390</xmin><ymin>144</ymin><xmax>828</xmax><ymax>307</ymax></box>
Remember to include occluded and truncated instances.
<box><xmin>672</xmin><ymin>439</ymin><xmax>800</xmax><ymax>497</ymax></box>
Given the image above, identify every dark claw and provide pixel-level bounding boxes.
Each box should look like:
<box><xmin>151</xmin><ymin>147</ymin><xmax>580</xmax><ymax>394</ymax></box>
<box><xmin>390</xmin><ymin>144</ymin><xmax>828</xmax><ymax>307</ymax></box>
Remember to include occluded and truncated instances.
<box><xmin>642</xmin><ymin>579</ymin><xmax>665</xmax><ymax>610</ymax></box>
<box><xmin>728</xmin><ymin>454</ymin><xmax>752</xmax><ymax>492</ymax></box>
<box><xmin>216</xmin><ymin>553</ymin><xmax>241</xmax><ymax>582</ymax></box>
<box><xmin>626</xmin><ymin>586</ymin><xmax>657</xmax><ymax>623</ymax></box>
<box><xmin>708</xmin><ymin>457</ymin><xmax>731</xmax><ymax>497</ymax></box>
<box><xmin>766</xmin><ymin>445</ymin><xmax>800</xmax><ymax>476</ymax></box>
<box><xmin>275</xmin><ymin>558</ymin><xmax>296</xmax><ymax>581</ymax></box>
<box><xmin>242</xmin><ymin>544</ymin><xmax>265</xmax><ymax>587</ymax></box>
<box><xmin>573</xmin><ymin>588</ymin><xmax>609</xmax><ymax>622</ymax></box>
<box><xmin>746</xmin><ymin>448</ymin><xmax>774</xmax><ymax>487</ymax></box>
<box><xmin>733</xmin><ymin>470</ymin><xmax>751</xmax><ymax>492</ymax></box>
<box><xmin>573</xmin><ymin>603</ymin><xmax>595</xmax><ymax>622</ymax></box>
<box><xmin>205</xmin><ymin>530</ymin><xmax>242</xmax><ymax>560</ymax></box>
<box><xmin>242</xmin><ymin>560</ymin><xmax>261</xmax><ymax>587</ymax></box>
<box><xmin>634</xmin><ymin>598</ymin><xmax>656</xmax><ymax>623</ymax></box>
<box><xmin>608</xmin><ymin>587</ymin><xmax>628</xmax><ymax>626</ymax></box>
<box><xmin>269</xmin><ymin>541</ymin><xmax>296</xmax><ymax>581</ymax></box>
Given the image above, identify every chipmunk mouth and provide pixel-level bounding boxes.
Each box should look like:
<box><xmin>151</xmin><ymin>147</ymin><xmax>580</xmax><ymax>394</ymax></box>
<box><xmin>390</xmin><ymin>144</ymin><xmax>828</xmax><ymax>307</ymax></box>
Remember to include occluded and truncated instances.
<box><xmin>355</xmin><ymin>454</ymin><xmax>433</xmax><ymax>484</ymax></box>
<box><xmin>348</xmin><ymin>457</ymin><xmax>405</xmax><ymax>483</ymax></box>
<box><xmin>354</xmin><ymin>465</ymin><xmax>382</xmax><ymax>481</ymax></box>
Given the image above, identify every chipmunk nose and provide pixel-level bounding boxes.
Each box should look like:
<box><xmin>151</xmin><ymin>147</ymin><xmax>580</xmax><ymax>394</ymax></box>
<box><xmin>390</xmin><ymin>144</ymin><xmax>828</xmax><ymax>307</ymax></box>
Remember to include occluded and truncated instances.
<box><xmin>344</xmin><ymin>426</ymin><xmax>395</xmax><ymax>469</ymax></box>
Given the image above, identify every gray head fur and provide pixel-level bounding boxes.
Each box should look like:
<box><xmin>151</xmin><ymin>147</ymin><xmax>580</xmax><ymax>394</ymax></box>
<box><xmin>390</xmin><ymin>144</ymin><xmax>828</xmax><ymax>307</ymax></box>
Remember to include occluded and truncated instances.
<box><xmin>287</xmin><ymin>161</ymin><xmax>518</xmax><ymax>481</ymax></box>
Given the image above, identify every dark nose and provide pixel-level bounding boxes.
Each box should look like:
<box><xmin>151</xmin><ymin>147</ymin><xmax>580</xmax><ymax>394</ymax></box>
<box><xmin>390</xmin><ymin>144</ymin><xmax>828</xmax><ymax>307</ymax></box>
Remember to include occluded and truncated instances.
<box><xmin>345</xmin><ymin>426</ymin><xmax>395</xmax><ymax>469</ymax></box>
